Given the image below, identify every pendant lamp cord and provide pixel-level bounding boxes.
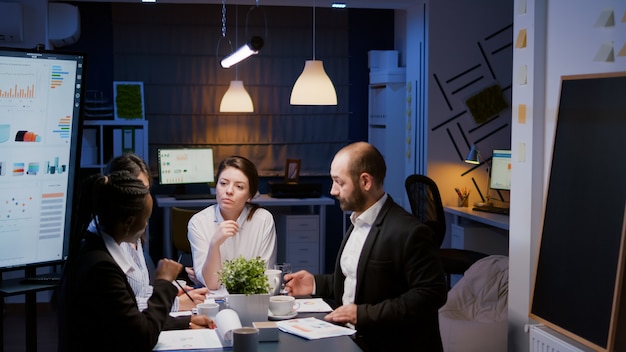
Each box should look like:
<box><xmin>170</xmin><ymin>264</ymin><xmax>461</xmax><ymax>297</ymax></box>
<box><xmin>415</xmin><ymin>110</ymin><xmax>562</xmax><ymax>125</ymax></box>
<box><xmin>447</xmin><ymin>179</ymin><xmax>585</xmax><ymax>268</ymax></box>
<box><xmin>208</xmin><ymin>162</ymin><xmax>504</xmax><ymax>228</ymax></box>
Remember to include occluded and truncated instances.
<box><xmin>312</xmin><ymin>0</ymin><xmax>316</xmax><ymax>60</ymax></box>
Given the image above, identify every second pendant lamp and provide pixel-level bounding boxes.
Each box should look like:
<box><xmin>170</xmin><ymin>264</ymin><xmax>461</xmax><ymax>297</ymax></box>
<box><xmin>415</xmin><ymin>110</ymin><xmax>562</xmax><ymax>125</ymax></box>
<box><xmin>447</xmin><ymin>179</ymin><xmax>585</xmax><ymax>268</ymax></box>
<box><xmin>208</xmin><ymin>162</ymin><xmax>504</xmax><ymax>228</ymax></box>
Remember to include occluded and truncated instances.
<box><xmin>219</xmin><ymin>2</ymin><xmax>254</xmax><ymax>112</ymax></box>
<box><xmin>290</xmin><ymin>1</ymin><xmax>337</xmax><ymax>105</ymax></box>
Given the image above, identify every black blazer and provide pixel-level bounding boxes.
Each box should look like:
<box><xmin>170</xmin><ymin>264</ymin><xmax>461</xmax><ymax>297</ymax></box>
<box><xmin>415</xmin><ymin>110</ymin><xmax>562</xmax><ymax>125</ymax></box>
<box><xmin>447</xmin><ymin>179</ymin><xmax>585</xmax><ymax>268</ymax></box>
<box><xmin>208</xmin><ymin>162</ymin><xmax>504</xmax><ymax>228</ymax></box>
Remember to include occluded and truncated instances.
<box><xmin>315</xmin><ymin>196</ymin><xmax>448</xmax><ymax>351</ymax></box>
<box><xmin>57</xmin><ymin>231</ymin><xmax>189</xmax><ymax>352</ymax></box>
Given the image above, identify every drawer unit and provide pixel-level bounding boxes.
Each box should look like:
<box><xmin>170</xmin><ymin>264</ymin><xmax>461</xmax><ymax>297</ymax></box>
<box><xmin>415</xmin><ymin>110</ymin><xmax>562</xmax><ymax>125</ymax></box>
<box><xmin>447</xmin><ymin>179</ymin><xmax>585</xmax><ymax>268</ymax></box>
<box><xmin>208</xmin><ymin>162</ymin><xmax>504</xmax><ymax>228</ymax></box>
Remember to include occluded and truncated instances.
<box><xmin>276</xmin><ymin>214</ymin><xmax>319</xmax><ymax>274</ymax></box>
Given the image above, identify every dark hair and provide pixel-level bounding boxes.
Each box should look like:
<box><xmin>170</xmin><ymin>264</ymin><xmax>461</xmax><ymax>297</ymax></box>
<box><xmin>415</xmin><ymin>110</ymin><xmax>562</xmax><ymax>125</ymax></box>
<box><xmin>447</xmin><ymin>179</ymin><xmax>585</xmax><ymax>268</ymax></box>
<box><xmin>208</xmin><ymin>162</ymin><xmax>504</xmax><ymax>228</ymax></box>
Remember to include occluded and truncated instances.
<box><xmin>216</xmin><ymin>156</ymin><xmax>260</xmax><ymax>220</ymax></box>
<box><xmin>105</xmin><ymin>153</ymin><xmax>151</xmax><ymax>186</ymax></box>
<box><xmin>70</xmin><ymin>154</ymin><xmax>152</xmax><ymax>257</ymax></box>
<box><xmin>85</xmin><ymin>170</ymin><xmax>150</xmax><ymax>233</ymax></box>
<box><xmin>346</xmin><ymin>142</ymin><xmax>386</xmax><ymax>187</ymax></box>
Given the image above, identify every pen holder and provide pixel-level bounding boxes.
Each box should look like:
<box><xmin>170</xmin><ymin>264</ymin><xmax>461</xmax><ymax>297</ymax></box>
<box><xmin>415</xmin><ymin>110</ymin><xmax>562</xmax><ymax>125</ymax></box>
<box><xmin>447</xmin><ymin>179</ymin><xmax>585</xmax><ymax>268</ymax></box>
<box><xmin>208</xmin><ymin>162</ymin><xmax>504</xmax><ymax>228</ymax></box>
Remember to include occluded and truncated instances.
<box><xmin>458</xmin><ymin>196</ymin><xmax>469</xmax><ymax>207</ymax></box>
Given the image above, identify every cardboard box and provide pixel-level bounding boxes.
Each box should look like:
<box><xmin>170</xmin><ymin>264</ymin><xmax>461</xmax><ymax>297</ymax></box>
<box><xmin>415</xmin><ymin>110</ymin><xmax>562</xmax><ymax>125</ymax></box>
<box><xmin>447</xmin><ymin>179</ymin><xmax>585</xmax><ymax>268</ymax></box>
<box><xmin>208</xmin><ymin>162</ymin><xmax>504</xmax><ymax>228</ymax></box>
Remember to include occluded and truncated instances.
<box><xmin>252</xmin><ymin>321</ymin><xmax>279</xmax><ymax>342</ymax></box>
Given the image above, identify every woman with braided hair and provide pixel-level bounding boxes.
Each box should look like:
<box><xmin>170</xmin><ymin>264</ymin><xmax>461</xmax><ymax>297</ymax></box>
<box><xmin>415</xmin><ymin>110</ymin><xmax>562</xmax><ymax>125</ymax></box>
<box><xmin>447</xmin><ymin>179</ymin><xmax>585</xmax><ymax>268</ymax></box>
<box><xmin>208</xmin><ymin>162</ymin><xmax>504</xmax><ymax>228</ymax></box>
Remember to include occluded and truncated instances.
<box><xmin>57</xmin><ymin>171</ymin><xmax>215</xmax><ymax>352</ymax></box>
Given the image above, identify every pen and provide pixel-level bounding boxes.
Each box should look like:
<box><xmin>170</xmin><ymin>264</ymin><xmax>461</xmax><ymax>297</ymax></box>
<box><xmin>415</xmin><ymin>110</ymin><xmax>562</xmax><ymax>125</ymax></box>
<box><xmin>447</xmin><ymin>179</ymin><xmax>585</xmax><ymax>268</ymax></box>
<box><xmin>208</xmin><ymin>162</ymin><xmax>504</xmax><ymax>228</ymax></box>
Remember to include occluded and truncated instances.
<box><xmin>174</xmin><ymin>279</ymin><xmax>195</xmax><ymax>303</ymax></box>
<box><xmin>454</xmin><ymin>188</ymin><xmax>463</xmax><ymax>199</ymax></box>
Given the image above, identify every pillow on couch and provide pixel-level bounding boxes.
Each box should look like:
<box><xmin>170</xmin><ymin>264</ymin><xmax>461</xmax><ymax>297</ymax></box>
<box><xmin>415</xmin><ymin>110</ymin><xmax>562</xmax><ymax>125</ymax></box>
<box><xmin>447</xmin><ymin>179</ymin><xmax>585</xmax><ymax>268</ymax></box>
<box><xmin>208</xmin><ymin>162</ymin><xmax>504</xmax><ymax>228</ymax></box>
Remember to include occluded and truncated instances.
<box><xmin>438</xmin><ymin>255</ymin><xmax>509</xmax><ymax>351</ymax></box>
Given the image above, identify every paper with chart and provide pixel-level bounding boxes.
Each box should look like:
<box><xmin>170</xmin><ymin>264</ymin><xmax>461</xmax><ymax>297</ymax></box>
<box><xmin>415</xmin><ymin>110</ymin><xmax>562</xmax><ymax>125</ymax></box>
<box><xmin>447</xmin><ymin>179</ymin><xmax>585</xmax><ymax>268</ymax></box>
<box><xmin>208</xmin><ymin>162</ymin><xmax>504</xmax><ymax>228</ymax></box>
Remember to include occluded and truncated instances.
<box><xmin>276</xmin><ymin>317</ymin><xmax>355</xmax><ymax>340</ymax></box>
<box><xmin>295</xmin><ymin>298</ymin><xmax>333</xmax><ymax>313</ymax></box>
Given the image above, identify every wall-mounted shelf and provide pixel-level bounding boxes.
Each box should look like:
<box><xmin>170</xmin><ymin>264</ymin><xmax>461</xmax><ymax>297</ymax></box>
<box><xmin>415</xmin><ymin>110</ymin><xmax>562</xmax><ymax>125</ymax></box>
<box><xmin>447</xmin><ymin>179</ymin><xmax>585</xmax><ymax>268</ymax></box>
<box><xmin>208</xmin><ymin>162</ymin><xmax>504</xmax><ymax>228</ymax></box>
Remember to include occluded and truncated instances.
<box><xmin>80</xmin><ymin>120</ymin><xmax>149</xmax><ymax>173</ymax></box>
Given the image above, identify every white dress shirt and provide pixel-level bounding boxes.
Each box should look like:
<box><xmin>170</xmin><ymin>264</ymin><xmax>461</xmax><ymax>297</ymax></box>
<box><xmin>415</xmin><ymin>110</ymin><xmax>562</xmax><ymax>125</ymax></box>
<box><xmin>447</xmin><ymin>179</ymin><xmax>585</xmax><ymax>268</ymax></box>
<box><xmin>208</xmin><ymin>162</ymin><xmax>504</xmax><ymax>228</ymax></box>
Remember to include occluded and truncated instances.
<box><xmin>340</xmin><ymin>193</ymin><xmax>388</xmax><ymax>306</ymax></box>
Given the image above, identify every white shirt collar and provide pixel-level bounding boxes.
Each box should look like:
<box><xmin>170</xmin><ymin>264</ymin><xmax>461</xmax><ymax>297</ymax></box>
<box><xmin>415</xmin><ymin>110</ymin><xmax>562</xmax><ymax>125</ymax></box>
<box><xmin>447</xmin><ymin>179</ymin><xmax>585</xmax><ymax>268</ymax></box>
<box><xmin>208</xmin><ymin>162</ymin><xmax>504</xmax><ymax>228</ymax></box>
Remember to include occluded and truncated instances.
<box><xmin>99</xmin><ymin>225</ymin><xmax>134</xmax><ymax>275</ymax></box>
<box><xmin>350</xmin><ymin>193</ymin><xmax>388</xmax><ymax>227</ymax></box>
<box><xmin>215</xmin><ymin>203</ymin><xmax>249</xmax><ymax>229</ymax></box>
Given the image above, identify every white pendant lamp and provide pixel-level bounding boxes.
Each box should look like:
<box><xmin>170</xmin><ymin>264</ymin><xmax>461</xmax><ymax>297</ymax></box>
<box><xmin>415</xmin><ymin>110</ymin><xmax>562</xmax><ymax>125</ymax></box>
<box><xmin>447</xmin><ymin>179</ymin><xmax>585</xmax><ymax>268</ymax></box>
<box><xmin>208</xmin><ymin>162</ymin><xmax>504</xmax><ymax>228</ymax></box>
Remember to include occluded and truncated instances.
<box><xmin>220</xmin><ymin>80</ymin><xmax>254</xmax><ymax>112</ymax></box>
<box><xmin>218</xmin><ymin>1</ymin><xmax>255</xmax><ymax>112</ymax></box>
<box><xmin>290</xmin><ymin>1</ymin><xmax>337</xmax><ymax>105</ymax></box>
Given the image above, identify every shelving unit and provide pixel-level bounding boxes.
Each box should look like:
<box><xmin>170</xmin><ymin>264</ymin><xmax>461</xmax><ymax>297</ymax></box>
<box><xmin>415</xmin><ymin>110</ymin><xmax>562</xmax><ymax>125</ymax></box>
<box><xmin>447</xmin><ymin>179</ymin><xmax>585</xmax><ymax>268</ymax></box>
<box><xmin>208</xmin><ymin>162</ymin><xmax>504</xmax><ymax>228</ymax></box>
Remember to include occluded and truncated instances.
<box><xmin>80</xmin><ymin>119</ymin><xmax>149</xmax><ymax>173</ymax></box>
<box><xmin>368</xmin><ymin>51</ymin><xmax>406</xmax><ymax>207</ymax></box>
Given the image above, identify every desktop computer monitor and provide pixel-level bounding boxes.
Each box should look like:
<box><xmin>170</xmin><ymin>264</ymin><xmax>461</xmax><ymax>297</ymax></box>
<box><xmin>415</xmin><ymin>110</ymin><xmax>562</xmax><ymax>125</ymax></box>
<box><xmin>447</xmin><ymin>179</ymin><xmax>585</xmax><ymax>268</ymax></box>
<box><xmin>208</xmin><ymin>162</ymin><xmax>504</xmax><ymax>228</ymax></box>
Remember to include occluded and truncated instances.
<box><xmin>157</xmin><ymin>148</ymin><xmax>215</xmax><ymax>195</ymax></box>
<box><xmin>489</xmin><ymin>149</ymin><xmax>511</xmax><ymax>191</ymax></box>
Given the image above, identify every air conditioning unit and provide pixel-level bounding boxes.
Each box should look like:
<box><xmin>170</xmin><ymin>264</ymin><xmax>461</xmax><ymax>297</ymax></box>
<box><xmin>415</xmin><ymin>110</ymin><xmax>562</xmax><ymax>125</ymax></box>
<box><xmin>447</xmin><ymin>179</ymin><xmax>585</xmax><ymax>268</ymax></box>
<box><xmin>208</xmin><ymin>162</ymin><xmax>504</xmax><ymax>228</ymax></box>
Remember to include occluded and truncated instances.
<box><xmin>48</xmin><ymin>3</ymin><xmax>81</xmax><ymax>47</ymax></box>
<box><xmin>0</xmin><ymin>2</ymin><xmax>24</xmax><ymax>43</ymax></box>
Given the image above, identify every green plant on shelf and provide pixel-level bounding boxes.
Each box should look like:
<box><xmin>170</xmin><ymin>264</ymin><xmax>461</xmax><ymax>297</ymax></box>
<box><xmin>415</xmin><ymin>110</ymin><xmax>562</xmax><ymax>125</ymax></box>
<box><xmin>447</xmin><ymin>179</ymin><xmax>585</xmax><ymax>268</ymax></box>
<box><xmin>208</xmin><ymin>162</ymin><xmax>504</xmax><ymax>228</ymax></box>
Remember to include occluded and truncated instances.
<box><xmin>115</xmin><ymin>83</ymin><xmax>143</xmax><ymax>119</ymax></box>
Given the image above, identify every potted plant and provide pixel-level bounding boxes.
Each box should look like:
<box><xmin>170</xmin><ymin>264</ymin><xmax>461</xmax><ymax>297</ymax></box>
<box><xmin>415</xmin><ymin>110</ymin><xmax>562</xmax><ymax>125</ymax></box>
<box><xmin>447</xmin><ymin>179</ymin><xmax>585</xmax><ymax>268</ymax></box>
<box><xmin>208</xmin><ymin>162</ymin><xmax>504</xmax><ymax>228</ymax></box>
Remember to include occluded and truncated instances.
<box><xmin>220</xmin><ymin>256</ymin><xmax>271</xmax><ymax>326</ymax></box>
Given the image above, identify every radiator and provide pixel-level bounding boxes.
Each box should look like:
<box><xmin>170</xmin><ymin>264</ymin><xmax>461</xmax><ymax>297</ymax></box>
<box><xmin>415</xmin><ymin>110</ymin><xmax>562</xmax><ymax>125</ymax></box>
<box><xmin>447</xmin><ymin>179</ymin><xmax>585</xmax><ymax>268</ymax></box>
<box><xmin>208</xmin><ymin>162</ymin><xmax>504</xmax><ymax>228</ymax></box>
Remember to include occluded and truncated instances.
<box><xmin>528</xmin><ymin>325</ymin><xmax>591</xmax><ymax>352</ymax></box>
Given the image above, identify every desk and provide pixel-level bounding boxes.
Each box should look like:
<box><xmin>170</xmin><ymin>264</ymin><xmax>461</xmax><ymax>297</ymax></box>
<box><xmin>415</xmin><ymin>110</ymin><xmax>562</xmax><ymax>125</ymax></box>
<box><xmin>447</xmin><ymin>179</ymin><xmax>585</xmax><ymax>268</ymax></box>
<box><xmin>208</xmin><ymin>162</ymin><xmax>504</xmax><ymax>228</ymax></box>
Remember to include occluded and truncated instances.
<box><xmin>0</xmin><ymin>276</ymin><xmax>58</xmax><ymax>352</ymax></box>
<box><xmin>444</xmin><ymin>206</ymin><xmax>509</xmax><ymax>256</ymax></box>
<box><xmin>444</xmin><ymin>206</ymin><xmax>509</xmax><ymax>231</ymax></box>
<box><xmin>156</xmin><ymin>195</ymin><xmax>336</xmax><ymax>273</ymax></box>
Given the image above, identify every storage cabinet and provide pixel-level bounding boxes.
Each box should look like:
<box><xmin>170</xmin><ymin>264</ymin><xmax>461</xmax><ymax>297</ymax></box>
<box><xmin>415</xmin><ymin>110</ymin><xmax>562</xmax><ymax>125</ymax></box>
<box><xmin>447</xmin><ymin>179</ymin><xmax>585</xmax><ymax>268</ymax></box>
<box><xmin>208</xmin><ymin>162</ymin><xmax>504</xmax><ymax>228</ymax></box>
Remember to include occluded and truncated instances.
<box><xmin>80</xmin><ymin>120</ymin><xmax>148</xmax><ymax>173</ymax></box>
<box><xmin>276</xmin><ymin>214</ymin><xmax>319</xmax><ymax>274</ymax></box>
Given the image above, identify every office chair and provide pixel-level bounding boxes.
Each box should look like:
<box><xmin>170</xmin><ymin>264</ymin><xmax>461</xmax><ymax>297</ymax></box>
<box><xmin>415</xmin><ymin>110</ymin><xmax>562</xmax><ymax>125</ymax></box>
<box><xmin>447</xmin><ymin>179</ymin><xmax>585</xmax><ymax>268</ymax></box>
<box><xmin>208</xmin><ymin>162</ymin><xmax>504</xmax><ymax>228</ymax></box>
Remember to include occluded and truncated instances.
<box><xmin>170</xmin><ymin>207</ymin><xmax>199</xmax><ymax>264</ymax></box>
<box><xmin>404</xmin><ymin>174</ymin><xmax>488</xmax><ymax>288</ymax></box>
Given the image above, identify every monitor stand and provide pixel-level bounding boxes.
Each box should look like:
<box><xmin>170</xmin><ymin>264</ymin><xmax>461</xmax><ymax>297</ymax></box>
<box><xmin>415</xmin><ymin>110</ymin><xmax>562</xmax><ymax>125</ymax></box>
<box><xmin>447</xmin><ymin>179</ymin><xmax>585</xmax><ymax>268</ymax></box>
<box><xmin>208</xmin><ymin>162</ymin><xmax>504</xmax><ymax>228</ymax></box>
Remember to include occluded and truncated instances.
<box><xmin>172</xmin><ymin>184</ymin><xmax>215</xmax><ymax>200</ymax></box>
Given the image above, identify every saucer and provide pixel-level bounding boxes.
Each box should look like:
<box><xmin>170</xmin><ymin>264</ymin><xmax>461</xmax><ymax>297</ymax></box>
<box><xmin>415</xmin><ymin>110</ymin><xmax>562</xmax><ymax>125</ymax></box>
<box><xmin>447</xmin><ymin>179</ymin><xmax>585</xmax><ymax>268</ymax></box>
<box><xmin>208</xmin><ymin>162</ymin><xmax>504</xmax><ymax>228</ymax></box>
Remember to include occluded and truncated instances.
<box><xmin>268</xmin><ymin>309</ymin><xmax>297</xmax><ymax>321</ymax></box>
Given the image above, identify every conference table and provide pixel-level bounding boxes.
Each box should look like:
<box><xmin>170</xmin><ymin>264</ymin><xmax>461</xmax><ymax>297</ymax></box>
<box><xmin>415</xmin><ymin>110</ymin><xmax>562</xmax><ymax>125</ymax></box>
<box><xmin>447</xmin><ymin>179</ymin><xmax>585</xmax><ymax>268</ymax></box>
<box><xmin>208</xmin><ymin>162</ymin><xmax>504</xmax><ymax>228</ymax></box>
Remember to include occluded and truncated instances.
<box><xmin>164</xmin><ymin>312</ymin><xmax>363</xmax><ymax>352</ymax></box>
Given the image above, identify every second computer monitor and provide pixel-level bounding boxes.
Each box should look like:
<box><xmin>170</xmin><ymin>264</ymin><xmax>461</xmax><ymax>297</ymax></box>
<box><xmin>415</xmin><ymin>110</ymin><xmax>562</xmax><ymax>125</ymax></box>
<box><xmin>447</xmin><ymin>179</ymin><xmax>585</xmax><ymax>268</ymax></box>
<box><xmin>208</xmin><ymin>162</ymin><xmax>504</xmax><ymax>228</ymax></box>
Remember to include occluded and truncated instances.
<box><xmin>157</xmin><ymin>147</ymin><xmax>215</xmax><ymax>186</ymax></box>
<box><xmin>489</xmin><ymin>149</ymin><xmax>511</xmax><ymax>191</ymax></box>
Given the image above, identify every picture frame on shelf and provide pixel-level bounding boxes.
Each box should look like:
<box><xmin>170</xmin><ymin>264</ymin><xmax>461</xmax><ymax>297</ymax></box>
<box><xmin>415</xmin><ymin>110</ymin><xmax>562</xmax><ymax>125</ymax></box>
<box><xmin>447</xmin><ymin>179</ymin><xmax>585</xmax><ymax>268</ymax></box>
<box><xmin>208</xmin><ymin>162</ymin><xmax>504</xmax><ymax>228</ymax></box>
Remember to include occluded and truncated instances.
<box><xmin>284</xmin><ymin>159</ymin><xmax>301</xmax><ymax>184</ymax></box>
<box><xmin>113</xmin><ymin>81</ymin><xmax>145</xmax><ymax>120</ymax></box>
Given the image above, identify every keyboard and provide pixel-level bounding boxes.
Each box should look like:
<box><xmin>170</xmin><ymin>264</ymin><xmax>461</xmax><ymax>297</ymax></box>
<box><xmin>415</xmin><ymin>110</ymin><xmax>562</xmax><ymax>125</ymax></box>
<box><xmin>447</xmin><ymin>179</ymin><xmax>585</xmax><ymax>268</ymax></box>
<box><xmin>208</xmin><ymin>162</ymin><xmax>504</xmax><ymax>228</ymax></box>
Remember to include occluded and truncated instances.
<box><xmin>473</xmin><ymin>205</ymin><xmax>510</xmax><ymax>215</ymax></box>
<box><xmin>21</xmin><ymin>273</ymin><xmax>61</xmax><ymax>284</ymax></box>
<box><xmin>174</xmin><ymin>193</ymin><xmax>216</xmax><ymax>200</ymax></box>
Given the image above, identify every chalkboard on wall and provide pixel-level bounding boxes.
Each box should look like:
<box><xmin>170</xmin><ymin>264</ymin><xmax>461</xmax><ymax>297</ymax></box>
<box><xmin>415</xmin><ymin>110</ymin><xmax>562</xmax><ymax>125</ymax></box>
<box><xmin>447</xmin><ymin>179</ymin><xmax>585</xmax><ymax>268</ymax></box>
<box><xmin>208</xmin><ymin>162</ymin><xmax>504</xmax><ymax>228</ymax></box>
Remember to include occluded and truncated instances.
<box><xmin>530</xmin><ymin>72</ymin><xmax>626</xmax><ymax>351</ymax></box>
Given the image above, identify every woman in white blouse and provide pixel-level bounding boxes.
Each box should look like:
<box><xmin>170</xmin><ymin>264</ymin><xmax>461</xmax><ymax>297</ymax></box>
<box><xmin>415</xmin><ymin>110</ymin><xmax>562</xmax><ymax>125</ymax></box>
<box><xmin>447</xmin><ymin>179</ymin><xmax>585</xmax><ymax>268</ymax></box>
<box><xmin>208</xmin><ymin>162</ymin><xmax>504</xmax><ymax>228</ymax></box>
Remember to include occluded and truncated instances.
<box><xmin>188</xmin><ymin>156</ymin><xmax>277</xmax><ymax>290</ymax></box>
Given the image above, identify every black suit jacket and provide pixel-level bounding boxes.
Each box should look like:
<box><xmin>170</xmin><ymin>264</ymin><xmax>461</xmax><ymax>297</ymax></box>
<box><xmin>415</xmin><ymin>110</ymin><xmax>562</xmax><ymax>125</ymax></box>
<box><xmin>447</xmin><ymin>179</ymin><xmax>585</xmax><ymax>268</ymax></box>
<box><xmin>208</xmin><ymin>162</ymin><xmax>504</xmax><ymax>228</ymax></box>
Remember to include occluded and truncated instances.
<box><xmin>315</xmin><ymin>196</ymin><xmax>448</xmax><ymax>351</ymax></box>
<box><xmin>57</xmin><ymin>231</ymin><xmax>189</xmax><ymax>352</ymax></box>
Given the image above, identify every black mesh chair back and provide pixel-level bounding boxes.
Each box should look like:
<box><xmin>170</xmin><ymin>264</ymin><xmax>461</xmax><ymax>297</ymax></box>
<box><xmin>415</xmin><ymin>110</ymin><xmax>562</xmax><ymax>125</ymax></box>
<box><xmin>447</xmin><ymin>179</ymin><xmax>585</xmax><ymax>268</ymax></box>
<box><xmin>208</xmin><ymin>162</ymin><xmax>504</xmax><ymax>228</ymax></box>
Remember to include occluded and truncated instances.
<box><xmin>405</xmin><ymin>174</ymin><xmax>446</xmax><ymax>247</ymax></box>
<box><xmin>405</xmin><ymin>174</ymin><xmax>488</xmax><ymax>289</ymax></box>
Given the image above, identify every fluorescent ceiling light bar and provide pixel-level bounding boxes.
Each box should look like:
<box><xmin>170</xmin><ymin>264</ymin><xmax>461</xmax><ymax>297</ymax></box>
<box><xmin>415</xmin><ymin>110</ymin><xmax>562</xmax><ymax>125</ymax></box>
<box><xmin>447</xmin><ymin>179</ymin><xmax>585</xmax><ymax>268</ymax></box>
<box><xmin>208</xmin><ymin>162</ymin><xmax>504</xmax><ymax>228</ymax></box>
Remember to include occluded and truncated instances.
<box><xmin>220</xmin><ymin>36</ymin><xmax>264</xmax><ymax>69</ymax></box>
<box><xmin>331</xmin><ymin>3</ymin><xmax>347</xmax><ymax>8</ymax></box>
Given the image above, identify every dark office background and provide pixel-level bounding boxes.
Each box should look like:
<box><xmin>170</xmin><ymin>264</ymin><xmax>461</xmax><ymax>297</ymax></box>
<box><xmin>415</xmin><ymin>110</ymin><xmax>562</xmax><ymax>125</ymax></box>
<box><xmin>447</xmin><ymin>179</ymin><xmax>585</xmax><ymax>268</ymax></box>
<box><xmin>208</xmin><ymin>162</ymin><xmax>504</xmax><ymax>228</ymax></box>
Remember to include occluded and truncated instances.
<box><xmin>65</xmin><ymin>3</ymin><xmax>395</xmax><ymax>272</ymax></box>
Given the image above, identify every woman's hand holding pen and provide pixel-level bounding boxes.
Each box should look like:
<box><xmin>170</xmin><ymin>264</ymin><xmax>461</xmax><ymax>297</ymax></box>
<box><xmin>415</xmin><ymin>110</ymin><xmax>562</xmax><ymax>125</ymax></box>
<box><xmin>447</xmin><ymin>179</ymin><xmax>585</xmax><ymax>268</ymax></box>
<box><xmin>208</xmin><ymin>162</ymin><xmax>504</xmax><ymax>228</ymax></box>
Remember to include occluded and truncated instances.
<box><xmin>178</xmin><ymin>287</ymin><xmax>209</xmax><ymax>311</ymax></box>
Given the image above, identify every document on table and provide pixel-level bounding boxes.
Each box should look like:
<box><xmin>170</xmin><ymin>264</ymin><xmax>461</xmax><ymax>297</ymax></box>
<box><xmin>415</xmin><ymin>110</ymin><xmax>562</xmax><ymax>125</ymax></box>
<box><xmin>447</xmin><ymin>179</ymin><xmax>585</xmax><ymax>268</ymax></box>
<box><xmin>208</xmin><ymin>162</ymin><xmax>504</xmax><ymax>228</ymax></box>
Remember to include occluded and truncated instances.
<box><xmin>154</xmin><ymin>308</ymin><xmax>242</xmax><ymax>351</ymax></box>
<box><xmin>276</xmin><ymin>317</ymin><xmax>355</xmax><ymax>340</ymax></box>
<box><xmin>152</xmin><ymin>329</ymin><xmax>223</xmax><ymax>351</ymax></box>
<box><xmin>295</xmin><ymin>298</ymin><xmax>333</xmax><ymax>313</ymax></box>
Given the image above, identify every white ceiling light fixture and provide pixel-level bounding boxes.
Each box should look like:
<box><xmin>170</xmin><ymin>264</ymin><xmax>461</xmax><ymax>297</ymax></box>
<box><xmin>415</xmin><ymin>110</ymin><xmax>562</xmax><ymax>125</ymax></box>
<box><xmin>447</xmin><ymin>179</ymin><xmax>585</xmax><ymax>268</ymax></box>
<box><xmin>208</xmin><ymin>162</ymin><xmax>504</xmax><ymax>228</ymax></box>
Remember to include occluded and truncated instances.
<box><xmin>219</xmin><ymin>1</ymin><xmax>254</xmax><ymax>113</ymax></box>
<box><xmin>290</xmin><ymin>0</ymin><xmax>337</xmax><ymax>105</ymax></box>
<box><xmin>220</xmin><ymin>36</ymin><xmax>263</xmax><ymax>68</ymax></box>
<box><xmin>220</xmin><ymin>0</ymin><xmax>265</xmax><ymax>69</ymax></box>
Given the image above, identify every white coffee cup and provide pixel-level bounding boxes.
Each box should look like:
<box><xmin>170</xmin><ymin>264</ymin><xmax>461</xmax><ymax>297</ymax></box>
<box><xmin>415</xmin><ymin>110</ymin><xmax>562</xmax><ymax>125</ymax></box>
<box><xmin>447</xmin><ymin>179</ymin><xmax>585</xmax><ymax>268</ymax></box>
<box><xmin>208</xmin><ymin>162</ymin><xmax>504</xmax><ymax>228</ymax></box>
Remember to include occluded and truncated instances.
<box><xmin>265</xmin><ymin>269</ymin><xmax>282</xmax><ymax>296</ymax></box>
<box><xmin>269</xmin><ymin>295</ymin><xmax>299</xmax><ymax>316</ymax></box>
<box><xmin>197</xmin><ymin>302</ymin><xmax>220</xmax><ymax>319</ymax></box>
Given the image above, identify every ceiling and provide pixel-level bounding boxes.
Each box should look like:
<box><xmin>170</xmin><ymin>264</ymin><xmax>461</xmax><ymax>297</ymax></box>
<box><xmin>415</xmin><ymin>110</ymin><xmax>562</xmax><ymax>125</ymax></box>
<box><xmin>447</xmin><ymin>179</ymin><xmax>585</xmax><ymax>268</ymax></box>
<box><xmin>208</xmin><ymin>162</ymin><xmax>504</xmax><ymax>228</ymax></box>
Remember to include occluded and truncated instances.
<box><xmin>67</xmin><ymin>0</ymin><xmax>415</xmax><ymax>10</ymax></box>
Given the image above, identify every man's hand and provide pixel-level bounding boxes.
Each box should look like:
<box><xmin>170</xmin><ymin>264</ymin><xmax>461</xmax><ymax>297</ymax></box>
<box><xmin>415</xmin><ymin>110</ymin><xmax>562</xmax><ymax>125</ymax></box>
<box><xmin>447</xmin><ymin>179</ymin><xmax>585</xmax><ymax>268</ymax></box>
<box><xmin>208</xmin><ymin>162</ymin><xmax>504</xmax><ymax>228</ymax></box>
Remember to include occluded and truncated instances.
<box><xmin>283</xmin><ymin>270</ymin><xmax>314</xmax><ymax>296</ymax></box>
<box><xmin>324</xmin><ymin>304</ymin><xmax>357</xmax><ymax>325</ymax></box>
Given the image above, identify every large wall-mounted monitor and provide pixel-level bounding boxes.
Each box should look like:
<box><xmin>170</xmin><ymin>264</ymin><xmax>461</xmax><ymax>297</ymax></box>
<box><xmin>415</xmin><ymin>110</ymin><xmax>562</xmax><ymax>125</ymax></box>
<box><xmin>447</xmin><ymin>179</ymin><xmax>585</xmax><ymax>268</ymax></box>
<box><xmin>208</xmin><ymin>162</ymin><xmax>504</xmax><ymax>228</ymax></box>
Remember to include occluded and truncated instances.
<box><xmin>489</xmin><ymin>149</ymin><xmax>511</xmax><ymax>191</ymax></box>
<box><xmin>157</xmin><ymin>148</ymin><xmax>215</xmax><ymax>195</ymax></box>
<box><xmin>0</xmin><ymin>47</ymin><xmax>86</xmax><ymax>270</ymax></box>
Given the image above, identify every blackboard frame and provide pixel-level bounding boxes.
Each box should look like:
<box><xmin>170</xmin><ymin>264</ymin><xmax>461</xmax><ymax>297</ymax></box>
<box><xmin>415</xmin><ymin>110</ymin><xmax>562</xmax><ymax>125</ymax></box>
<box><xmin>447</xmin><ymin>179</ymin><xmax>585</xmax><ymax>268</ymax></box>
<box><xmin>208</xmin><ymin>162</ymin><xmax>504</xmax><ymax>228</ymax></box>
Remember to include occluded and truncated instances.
<box><xmin>530</xmin><ymin>72</ymin><xmax>626</xmax><ymax>351</ymax></box>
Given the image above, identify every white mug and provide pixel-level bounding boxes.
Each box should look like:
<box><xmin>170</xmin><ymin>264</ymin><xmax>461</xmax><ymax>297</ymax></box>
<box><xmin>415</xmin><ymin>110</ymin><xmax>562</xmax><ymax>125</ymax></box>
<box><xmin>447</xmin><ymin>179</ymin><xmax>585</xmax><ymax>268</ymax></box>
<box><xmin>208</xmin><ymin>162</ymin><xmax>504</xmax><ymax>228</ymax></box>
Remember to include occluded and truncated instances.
<box><xmin>197</xmin><ymin>302</ymin><xmax>220</xmax><ymax>319</ymax></box>
<box><xmin>269</xmin><ymin>295</ymin><xmax>299</xmax><ymax>316</ymax></box>
<box><xmin>265</xmin><ymin>269</ymin><xmax>282</xmax><ymax>295</ymax></box>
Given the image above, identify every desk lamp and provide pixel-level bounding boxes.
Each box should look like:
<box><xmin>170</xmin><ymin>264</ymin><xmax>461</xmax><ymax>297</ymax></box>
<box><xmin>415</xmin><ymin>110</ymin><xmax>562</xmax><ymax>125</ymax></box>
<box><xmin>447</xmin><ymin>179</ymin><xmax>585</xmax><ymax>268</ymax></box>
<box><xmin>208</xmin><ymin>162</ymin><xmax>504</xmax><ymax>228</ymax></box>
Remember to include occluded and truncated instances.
<box><xmin>464</xmin><ymin>144</ymin><xmax>489</xmax><ymax>205</ymax></box>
